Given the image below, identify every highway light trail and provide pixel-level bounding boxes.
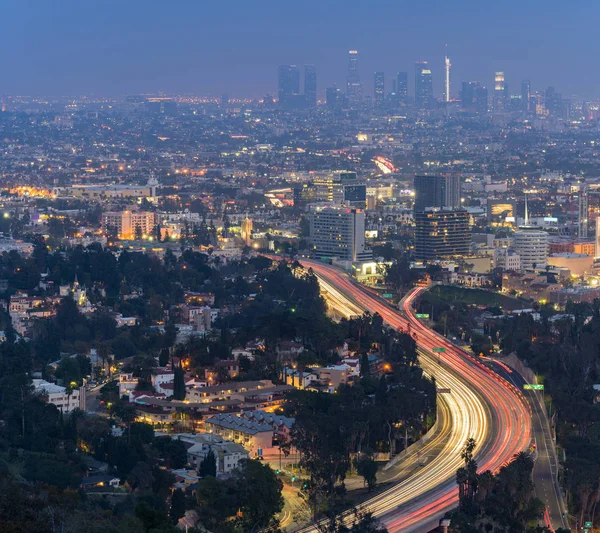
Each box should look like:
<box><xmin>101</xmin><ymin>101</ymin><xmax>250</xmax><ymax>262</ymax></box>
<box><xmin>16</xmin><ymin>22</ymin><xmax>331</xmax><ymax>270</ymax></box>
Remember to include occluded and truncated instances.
<box><xmin>298</xmin><ymin>260</ymin><xmax>532</xmax><ymax>533</ymax></box>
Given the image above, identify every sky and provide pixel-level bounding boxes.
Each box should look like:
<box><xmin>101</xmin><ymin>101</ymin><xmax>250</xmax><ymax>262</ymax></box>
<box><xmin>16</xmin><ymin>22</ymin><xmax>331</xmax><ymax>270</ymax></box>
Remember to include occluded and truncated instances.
<box><xmin>0</xmin><ymin>0</ymin><xmax>595</xmax><ymax>99</ymax></box>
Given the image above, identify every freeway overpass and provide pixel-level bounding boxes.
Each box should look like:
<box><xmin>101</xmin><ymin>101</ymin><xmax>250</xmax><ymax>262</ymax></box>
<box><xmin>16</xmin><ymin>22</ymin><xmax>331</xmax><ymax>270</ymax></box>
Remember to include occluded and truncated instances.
<box><xmin>297</xmin><ymin>259</ymin><xmax>533</xmax><ymax>533</ymax></box>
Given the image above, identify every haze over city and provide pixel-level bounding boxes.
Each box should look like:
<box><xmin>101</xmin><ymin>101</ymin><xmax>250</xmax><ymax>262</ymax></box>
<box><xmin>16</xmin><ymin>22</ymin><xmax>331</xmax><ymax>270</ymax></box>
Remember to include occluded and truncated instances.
<box><xmin>1</xmin><ymin>0</ymin><xmax>597</xmax><ymax>98</ymax></box>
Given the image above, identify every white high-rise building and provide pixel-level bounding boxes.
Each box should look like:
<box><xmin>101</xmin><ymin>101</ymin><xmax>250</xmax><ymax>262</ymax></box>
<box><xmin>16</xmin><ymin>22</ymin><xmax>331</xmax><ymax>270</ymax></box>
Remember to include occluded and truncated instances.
<box><xmin>443</xmin><ymin>53</ymin><xmax>451</xmax><ymax>102</ymax></box>
<box><xmin>309</xmin><ymin>207</ymin><xmax>370</xmax><ymax>261</ymax></box>
<box><xmin>513</xmin><ymin>229</ymin><xmax>549</xmax><ymax>270</ymax></box>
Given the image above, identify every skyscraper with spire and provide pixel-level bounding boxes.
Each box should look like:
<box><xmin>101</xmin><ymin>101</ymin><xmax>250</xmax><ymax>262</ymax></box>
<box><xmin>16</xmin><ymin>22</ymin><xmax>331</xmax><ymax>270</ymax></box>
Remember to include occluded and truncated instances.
<box><xmin>443</xmin><ymin>47</ymin><xmax>451</xmax><ymax>102</ymax></box>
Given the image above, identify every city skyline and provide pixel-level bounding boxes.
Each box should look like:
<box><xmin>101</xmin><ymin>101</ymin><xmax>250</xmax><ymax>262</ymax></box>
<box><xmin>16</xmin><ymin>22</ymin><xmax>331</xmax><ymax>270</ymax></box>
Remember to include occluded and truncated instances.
<box><xmin>0</xmin><ymin>0</ymin><xmax>597</xmax><ymax>98</ymax></box>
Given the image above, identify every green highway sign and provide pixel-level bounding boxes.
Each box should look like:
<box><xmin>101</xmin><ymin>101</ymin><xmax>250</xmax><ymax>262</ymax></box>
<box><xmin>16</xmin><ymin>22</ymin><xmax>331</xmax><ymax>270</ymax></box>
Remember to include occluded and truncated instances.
<box><xmin>523</xmin><ymin>384</ymin><xmax>544</xmax><ymax>391</ymax></box>
<box><xmin>415</xmin><ymin>313</ymin><xmax>430</xmax><ymax>319</ymax></box>
<box><xmin>382</xmin><ymin>293</ymin><xmax>393</xmax><ymax>299</ymax></box>
<box><xmin>585</xmin><ymin>522</ymin><xmax>593</xmax><ymax>529</ymax></box>
<box><xmin>432</xmin><ymin>347</ymin><xmax>446</xmax><ymax>353</ymax></box>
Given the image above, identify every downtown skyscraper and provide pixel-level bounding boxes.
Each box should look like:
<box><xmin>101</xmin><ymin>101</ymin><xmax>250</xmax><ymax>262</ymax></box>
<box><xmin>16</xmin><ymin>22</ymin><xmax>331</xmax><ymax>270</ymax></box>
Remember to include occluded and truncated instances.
<box><xmin>374</xmin><ymin>71</ymin><xmax>385</xmax><ymax>107</ymax></box>
<box><xmin>415</xmin><ymin>61</ymin><xmax>433</xmax><ymax>109</ymax></box>
<box><xmin>346</xmin><ymin>50</ymin><xmax>363</xmax><ymax>105</ymax></box>
<box><xmin>396</xmin><ymin>71</ymin><xmax>408</xmax><ymax>103</ymax></box>
<box><xmin>304</xmin><ymin>65</ymin><xmax>317</xmax><ymax>107</ymax></box>
<box><xmin>278</xmin><ymin>65</ymin><xmax>300</xmax><ymax>106</ymax></box>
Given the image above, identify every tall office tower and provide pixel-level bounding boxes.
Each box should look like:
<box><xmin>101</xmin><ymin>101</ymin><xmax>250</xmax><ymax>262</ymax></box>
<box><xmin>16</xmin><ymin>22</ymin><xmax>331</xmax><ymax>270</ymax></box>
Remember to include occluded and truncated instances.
<box><xmin>545</xmin><ymin>86</ymin><xmax>564</xmax><ymax>117</ymax></box>
<box><xmin>413</xmin><ymin>175</ymin><xmax>461</xmax><ymax>213</ymax></box>
<box><xmin>309</xmin><ymin>207</ymin><xmax>371</xmax><ymax>261</ymax></box>
<box><xmin>579</xmin><ymin>185</ymin><xmax>589</xmax><ymax>239</ymax></box>
<box><xmin>346</xmin><ymin>50</ymin><xmax>363</xmax><ymax>104</ymax></box>
<box><xmin>415</xmin><ymin>61</ymin><xmax>433</xmax><ymax>109</ymax></box>
<box><xmin>304</xmin><ymin>65</ymin><xmax>317</xmax><ymax>107</ymax></box>
<box><xmin>461</xmin><ymin>81</ymin><xmax>476</xmax><ymax>108</ymax></box>
<box><xmin>414</xmin><ymin>208</ymin><xmax>471</xmax><ymax>261</ymax></box>
<box><xmin>475</xmin><ymin>85</ymin><xmax>489</xmax><ymax>114</ymax></box>
<box><xmin>521</xmin><ymin>80</ymin><xmax>531</xmax><ymax>112</ymax></box>
<box><xmin>221</xmin><ymin>93</ymin><xmax>229</xmax><ymax>108</ymax></box>
<box><xmin>326</xmin><ymin>86</ymin><xmax>342</xmax><ymax>109</ymax></box>
<box><xmin>443</xmin><ymin>54</ymin><xmax>451</xmax><ymax>102</ymax></box>
<box><xmin>278</xmin><ymin>65</ymin><xmax>300</xmax><ymax>106</ymax></box>
<box><xmin>397</xmin><ymin>71</ymin><xmax>408</xmax><ymax>103</ymax></box>
<box><xmin>513</xmin><ymin>229</ymin><xmax>549</xmax><ymax>270</ymax></box>
<box><xmin>374</xmin><ymin>72</ymin><xmax>385</xmax><ymax>107</ymax></box>
<box><xmin>493</xmin><ymin>71</ymin><xmax>506</xmax><ymax>113</ymax></box>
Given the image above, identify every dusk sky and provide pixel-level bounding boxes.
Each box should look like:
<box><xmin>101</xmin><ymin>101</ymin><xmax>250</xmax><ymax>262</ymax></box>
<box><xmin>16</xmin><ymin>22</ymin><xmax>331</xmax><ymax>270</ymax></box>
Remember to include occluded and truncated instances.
<box><xmin>1</xmin><ymin>0</ymin><xmax>595</xmax><ymax>99</ymax></box>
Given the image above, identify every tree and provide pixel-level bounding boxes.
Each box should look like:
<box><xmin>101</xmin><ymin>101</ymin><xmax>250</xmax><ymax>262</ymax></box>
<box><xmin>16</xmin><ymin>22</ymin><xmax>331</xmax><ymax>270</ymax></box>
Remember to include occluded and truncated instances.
<box><xmin>199</xmin><ymin>448</ymin><xmax>217</xmax><ymax>478</ymax></box>
<box><xmin>169</xmin><ymin>488</ymin><xmax>186</xmax><ymax>524</ymax></box>
<box><xmin>354</xmin><ymin>455</ymin><xmax>378</xmax><ymax>492</ymax></box>
<box><xmin>232</xmin><ymin>459</ymin><xmax>283</xmax><ymax>532</ymax></box>
<box><xmin>159</xmin><ymin>348</ymin><xmax>170</xmax><ymax>368</ymax></box>
<box><xmin>360</xmin><ymin>353</ymin><xmax>370</xmax><ymax>378</ymax></box>
<box><xmin>172</xmin><ymin>364</ymin><xmax>186</xmax><ymax>401</ymax></box>
<box><xmin>127</xmin><ymin>461</ymin><xmax>154</xmax><ymax>492</ymax></box>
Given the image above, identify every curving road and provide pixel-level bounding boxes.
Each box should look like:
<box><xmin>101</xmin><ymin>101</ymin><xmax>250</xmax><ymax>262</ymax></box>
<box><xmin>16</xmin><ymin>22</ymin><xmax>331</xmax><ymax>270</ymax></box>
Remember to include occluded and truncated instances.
<box><xmin>297</xmin><ymin>260</ymin><xmax>533</xmax><ymax>533</ymax></box>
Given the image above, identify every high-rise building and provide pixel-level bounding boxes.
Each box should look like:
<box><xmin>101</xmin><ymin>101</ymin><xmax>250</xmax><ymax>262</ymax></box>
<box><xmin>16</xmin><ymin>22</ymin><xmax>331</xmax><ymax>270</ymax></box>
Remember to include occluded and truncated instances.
<box><xmin>461</xmin><ymin>81</ymin><xmax>488</xmax><ymax>114</ymax></box>
<box><xmin>475</xmin><ymin>85</ymin><xmax>489</xmax><ymax>114</ymax></box>
<box><xmin>443</xmin><ymin>54</ymin><xmax>451</xmax><ymax>103</ymax></box>
<box><xmin>278</xmin><ymin>65</ymin><xmax>300</xmax><ymax>106</ymax></box>
<box><xmin>493</xmin><ymin>71</ymin><xmax>507</xmax><ymax>113</ymax></box>
<box><xmin>414</xmin><ymin>175</ymin><xmax>461</xmax><ymax>213</ymax></box>
<box><xmin>304</xmin><ymin>65</ymin><xmax>317</xmax><ymax>107</ymax></box>
<box><xmin>346</xmin><ymin>50</ymin><xmax>363</xmax><ymax>105</ymax></box>
<box><xmin>415</xmin><ymin>61</ymin><xmax>433</xmax><ymax>109</ymax></box>
<box><xmin>513</xmin><ymin>229</ymin><xmax>549</xmax><ymax>270</ymax></box>
<box><xmin>374</xmin><ymin>72</ymin><xmax>385</xmax><ymax>107</ymax></box>
<box><xmin>521</xmin><ymin>80</ymin><xmax>531</xmax><ymax>112</ymax></box>
<box><xmin>461</xmin><ymin>81</ymin><xmax>477</xmax><ymax>108</ymax></box>
<box><xmin>102</xmin><ymin>211</ymin><xmax>156</xmax><ymax>240</ymax></box>
<box><xmin>397</xmin><ymin>72</ymin><xmax>408</xmax><ymax>103</ymax></box>
<box><xmin>309</xmin><ymin>207</ymin><xmax>370</xmax><ymax>261</ymax></box>
<box><xmin>326</xmin><ymin>86</ymin><xmax>342</xmax><ymax>110</ymax></box>
<box><xmin>415</xmin><ymin>208</ymin><xmax>471</xmax><ymax>261</ymax></box>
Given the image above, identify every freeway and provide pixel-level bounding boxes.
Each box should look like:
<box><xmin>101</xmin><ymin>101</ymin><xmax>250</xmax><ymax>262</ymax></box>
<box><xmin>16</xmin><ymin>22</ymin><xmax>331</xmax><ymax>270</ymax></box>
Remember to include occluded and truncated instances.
<box><xmin>298</xmin><ymin>260</ymin><xmax>533</xmax><ymax>533</ymax></box>
<box><xmin>484</xmin><ymin>358</ymin><xmax>568</xmax><ymax>531</ymax></box>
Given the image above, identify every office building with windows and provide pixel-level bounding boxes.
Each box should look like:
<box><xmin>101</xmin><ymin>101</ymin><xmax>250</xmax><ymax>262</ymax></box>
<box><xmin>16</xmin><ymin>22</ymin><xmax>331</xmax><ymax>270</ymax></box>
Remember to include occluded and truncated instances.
<box><xmin>278</xmin><ymin>65</ymin><xmax>300</xmax><ymax>107</ymax></box>
<box><xmin>346</xmin><ymin>50</ymin><xmax>363</xmax><ymax>104</ymax></box>
<box><xmin>415</xmin><ymin>61</ymin><xmax>433</xmax><ymax>109</ymax></box>
<box><xmin>415</xmin><ymin>208</ymin><xmax>471</xmax><ymax>261</ymax></box>
<box><xmin>414</xmin><ymin>175</ymin><xmax>461</xmax><ymax>213</ymax></box>
<box><xmin>513</xmin><ymin>228</ymin><xmax>549</xmax><ymax>270</ymax></box>
<box><xmin>304</xmin><ymin>65</ymin><xmax>317</xmax><ymax>107</ymax></box>
<box><xmin>309</xmin><ymin>207</ymin><xmax>370</xmax><ymax>261</ymax></box>
<box><xmin>397</xmin><ymin>71</ymin><xmax>408</xmax><ymax>103</ymax></box>
<box><xmin>374</xmin><ymin>72</ymin><xmax>385</xmax><ymax>106</ymax></box>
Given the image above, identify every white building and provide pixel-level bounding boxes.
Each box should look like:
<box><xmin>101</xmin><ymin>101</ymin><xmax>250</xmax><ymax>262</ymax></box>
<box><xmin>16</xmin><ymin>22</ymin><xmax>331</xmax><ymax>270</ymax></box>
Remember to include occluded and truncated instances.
<box><xmin>32</xmin><ymin>379</ymin><xmax>84</xmax><ymax>413</ymax></box>
<box><xmin>175</xmin><ymin>433</ymin><xmax>249</xmax><ymax>474</ymax></box>
<box><xmin>513</xmin><ymin>229</ymin><xmax>549</xmax><ymax>270</ymax></box>
<box><xmin>102</xmin><ymin>210</ymin><xmax>156</xmax><ymax>240</ymax></box>
<box><xmin>309</xmin><ymin>206</ymin><xmax>371</xmax><ymax>261</ymax></box>
<box><xmin>494</xmin><ymin>249</ymin><xmax>521</xmax><ymax>271</ymax></box>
